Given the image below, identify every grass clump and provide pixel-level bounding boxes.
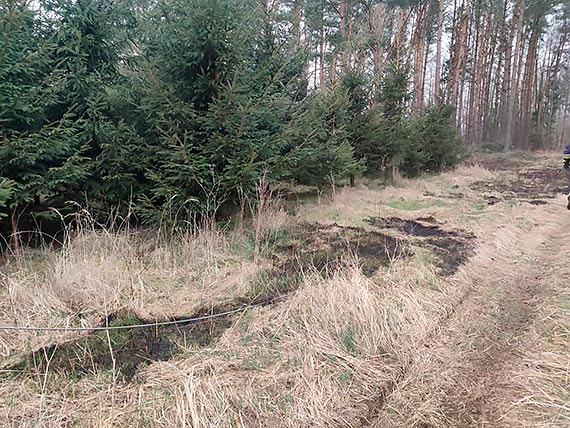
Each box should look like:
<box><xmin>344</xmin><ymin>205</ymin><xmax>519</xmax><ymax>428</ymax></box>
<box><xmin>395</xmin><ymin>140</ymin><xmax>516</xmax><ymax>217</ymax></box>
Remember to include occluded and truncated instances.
<box><xmin>386</xmin><ymin>198</ymin><xmax>450</xmax><ymax>211</ymax></box>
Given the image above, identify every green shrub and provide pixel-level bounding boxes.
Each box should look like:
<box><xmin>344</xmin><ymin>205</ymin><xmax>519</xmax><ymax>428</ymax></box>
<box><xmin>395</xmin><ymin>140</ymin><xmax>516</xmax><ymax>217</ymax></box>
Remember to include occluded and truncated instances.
<box><xmin>401</xmin><ymin>104</ymin><xmax>466</xmax><ymax>177</ymax></box>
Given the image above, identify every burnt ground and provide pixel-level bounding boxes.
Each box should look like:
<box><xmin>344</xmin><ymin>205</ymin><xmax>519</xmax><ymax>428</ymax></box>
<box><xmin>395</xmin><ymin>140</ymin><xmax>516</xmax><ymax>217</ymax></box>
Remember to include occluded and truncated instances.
<box><xmin>1</xmin><ymin>295</ymin><xmax>282</xmax><ymax>382</ymax></box>
<box><xmin>365</xmin><ymin>217</ymin><xmax>475</xmax><ymax>276</ymax></box>
<box><xmin>0</xmin><ymin>223</ymin><xmax>412</xmax><ymax>383</ymax></box>
<box><xmin>365</xmin><ymin>217</ymin><xmax>461</xmax><ymax>238</ymax></box>
<box><xmin>471</xmin><ymin>155</ymin><xmax>530</xmax><ymax>172</ymax></box>
<box><xmin>366</xmin><ymin>213</ymin><xmax>568</xmax><ymax>428</ymax></box>
<box><xmin>2</xmin><ymin>219</ymin><xmax>473</xmax><ymax>383</ymax></box>
<box><xmin>275</xmin><ymin>223</ymin><xmax>410</xmax><ymax>276</ymax></box>
<box><xmin>1</xmin><ymin>224</ymin><xmax>411</xmax><ymax>383</ymax></box>
<box><xmin>471</xmin><ymin>167</ymin><xmax>570</xmax><ymax>204</ymax></box>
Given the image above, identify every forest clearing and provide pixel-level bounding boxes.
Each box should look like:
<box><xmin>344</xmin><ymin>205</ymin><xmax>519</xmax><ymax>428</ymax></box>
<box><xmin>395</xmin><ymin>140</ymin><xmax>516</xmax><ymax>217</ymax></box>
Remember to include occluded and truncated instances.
<box><xmin>1</xmin><ymin>152</ymin><xmax>569</xmax><ymax>427</ymax></box>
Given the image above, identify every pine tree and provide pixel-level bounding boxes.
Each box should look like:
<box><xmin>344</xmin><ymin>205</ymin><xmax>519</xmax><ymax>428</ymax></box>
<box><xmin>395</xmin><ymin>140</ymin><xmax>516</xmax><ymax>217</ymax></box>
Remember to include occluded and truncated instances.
<box><xmin>354</xmin><ymin>63</ymin><xmax>411</xmax><ymax>177</ymax></box>
<box><xmin>285</xmin><ymin>82</ymin><xmax>363</xmax><ymax>187</ymax></box>
<box><xmin>48</xmin><ymin>0</ymin><xmax>142</xmax><ymax>206</ymax></box>
<box><xmin>0</xmin><ymin>1</ymin><xmax>90</xmax><ymax>245</ymax></box>
<box><xmin>133</xmin><ymin>0</ymin><xmax>309</xmax><ymax>220</ymax></box>
<box><xmin>0</xmin><ymin>179</ymin><xmax>14</xmax><ymax>219</ymax></box>
<box><xmin>402</xmin><ymin>103</ymin><xmax>465</xmax><ymax>176</ymax></box>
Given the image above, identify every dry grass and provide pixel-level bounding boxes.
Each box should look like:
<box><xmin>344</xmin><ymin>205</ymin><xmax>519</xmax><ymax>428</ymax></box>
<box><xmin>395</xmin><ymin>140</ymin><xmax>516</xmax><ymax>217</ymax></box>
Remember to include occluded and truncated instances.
<box><xmin>0</xmin><ymin>260</ymin><xmax>451</xmax><ymax>427</ymax></box>
<box><xmin>0</xmin><ymin>221</ymin><xmax>263</xmax><ymax>356</ymax></box>
<box><xmin>1</xmin><ymin>154</ymin><xmax>567</xmax><ymax>427</ymax></box>
<box><xmin>368</xmin><ymin>217</ymin><xmax>536</xmax><ymax>427</ymax></box>
<box><xmin>368</xmin><ymin>199</ymin><xmax>570</xmax><ymax>428</ymax></box>
<box><xmin>501</xmin><ymin>242</ymin><xmax>570</xmax><ymax>427</ymax></box>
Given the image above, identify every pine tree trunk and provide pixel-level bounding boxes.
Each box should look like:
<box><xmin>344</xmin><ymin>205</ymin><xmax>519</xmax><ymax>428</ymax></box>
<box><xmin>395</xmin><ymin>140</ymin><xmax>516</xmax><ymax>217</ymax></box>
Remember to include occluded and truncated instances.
<box><xmin>520</xmin><ymin>16</ymin><xmax>540</xmax><ymax>149</ymax></box>
<box><xmin>370</xmin><ymin>2</ymin><xmax>386</xmax><ymax>100</ymax></box>
<box><xmin>293</xmin><ymin>0</ymin><xmax>301</xmax><ymax>47</ymax></box>
<box><xmin>483</xmin><ymin>0</ymin><xmax>498</xmax><ymax>141</ymax></box>
<box><xmin>434</xmin><ymin>0</ymin><xmax>444</xmax><ymax>103</ymax></box>
<box><xmin>421</xmin><ymin>26</ymin><xmax>430</xmax><ymax>110</ymax></box>
<box><xmin>512</xmin><ymin>26</ymin><xmax>527</xmax><ymax>145</ymax></box>
<box><xmin>476</xmin><ymin>0</ymin><xmax>493</xmax><ymax>145</ymax></box>
<box><xmin>446</xmin><ymin>0</ymin><xmax>459</xmax><ymax>102</ymax></box>
<box><xmin>319</xmin><ymin>0</ymin><xmax>325</xmax><ymax>85</ymax></box>
<box><xmin>544</xmin><ymin>33</ymin><xmax>568</xmax><ymax>145</ymax></box>
<box><xmin>451</xmin><ymin>0</ymin><xmax>471</xmax><ymax>126</ymax></box>
<box><xmin>467</xmin><ymin>5</ymin><xmax>481</xmax><ymax>144</ymax></box>
<box><xmin>411</xmin><ymin>3</ymin><xmax>428</xmax><ymax>117</ymax></box>
<box><xmin>340</xmin><ymin>0</ymin><xmax>346</xmax><ymax>36</ymax></box>
<box><xmin>490</xmin><ymin>2</ymin><xmax>507</xmax><ymax>138</ymax></box>
<box><xmin>339</xmin><ymin>0</ymin><xmax>346</xmax><ymax>74</ymax></box>
<box><xmin>535</xmin><ymin>38</ymin><xmax>552</xmax><ymax>140</ymax></box>
<box><xmin>395</xmin><ymin>7</ymin><xmax>407</xmax><ymax>64</ymax></box>
<box><xmin>504</xmin><ymin>0</ymin><xmax>525</xmax><ymax>151</ymax></box>
<box><xmin>500</xmin><ymin>0</ymin><xmax>517</xmax><ymax>141</ymax></box>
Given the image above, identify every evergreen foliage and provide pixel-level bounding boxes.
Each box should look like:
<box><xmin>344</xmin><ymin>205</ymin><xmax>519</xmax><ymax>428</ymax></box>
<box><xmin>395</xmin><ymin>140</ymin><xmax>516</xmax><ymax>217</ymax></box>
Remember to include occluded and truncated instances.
<box><xmin>401</xmin><ymin>104</ymin><xmax>466</xmax><ymax>177</ymax></box>
<box><xmin>0</xmin><ymin>0</ymin><xmax>468</xmax><ymax>239</ymax></box>
<box><xmin>286</xmin><ymin>83</ymin><xmax>364</xmax><ymax>187</ymax></box>
<box><xmin>0</xmin><ymin>179</ymin><xmax>14</xmax><ymax>219</ymax></box>
<box><xmin>0</xmin><ymin>2</ymin><xmax>90</xmax><ymax>222</ymax></box>
<box><xmin>353</xmin><ymin>64</ymin><xmax>411</xmax><ymax>176</ymax></box>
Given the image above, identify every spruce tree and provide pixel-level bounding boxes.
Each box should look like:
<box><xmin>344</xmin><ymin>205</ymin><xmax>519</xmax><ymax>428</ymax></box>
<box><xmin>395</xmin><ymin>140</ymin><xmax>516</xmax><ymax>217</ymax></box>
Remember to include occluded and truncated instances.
<box><xmin>285</xmin><ymin>83</ymin><xmax>363</xmax><ymax>187</ymax></box>
<box><xmin>134</xmin><ymin>0</ymin><xmax>308</xmax><ymax>220</ymax></box>
<box><xmin>0</xmin><ymin>1</ymin><xmax>90</xmax><ymax>241</ymax></box>
<box><xmin>353</xmin><ymin>63</ymin><xmax>411</xmax><ymax>177</ymax></box>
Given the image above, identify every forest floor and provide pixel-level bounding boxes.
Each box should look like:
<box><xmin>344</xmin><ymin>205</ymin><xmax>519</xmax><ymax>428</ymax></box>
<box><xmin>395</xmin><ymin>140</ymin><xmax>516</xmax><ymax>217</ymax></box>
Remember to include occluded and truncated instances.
<box><xmin>0</xmin><ymin>152</ymin><xmax>569</xmax><ymax>427</ymax></box>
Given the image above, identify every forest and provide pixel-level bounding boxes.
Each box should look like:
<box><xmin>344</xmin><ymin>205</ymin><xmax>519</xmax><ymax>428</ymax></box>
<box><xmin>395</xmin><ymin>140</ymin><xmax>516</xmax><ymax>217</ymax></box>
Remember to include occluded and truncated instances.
<box><xmin>2</xmin><ymin>2</ymin><xmax>570</xmax><ymax>424</ymax></box>
<box><xmin>1</xmin><ymin>0</ymin><xmax>569</xmax><ymax>243</ymax></box>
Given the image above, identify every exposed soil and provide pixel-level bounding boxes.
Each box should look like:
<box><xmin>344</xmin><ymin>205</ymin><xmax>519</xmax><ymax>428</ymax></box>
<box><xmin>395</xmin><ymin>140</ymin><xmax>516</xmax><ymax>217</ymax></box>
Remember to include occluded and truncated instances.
<box><xmin>471</xmin><ymin>167</ymin><xmax>569</xmax><ymax>201</ymax></box>
<box><xmin>276</xmin><ymin>222</ymin><xmax>410</xmax><ymax>276</ymax></box>
<box><xmin>365</xmin><ymin>217</ymin><xmax>475</xmax><ymax>276</ymax></box>
<box><xmin>2</xmin><ymin>295</ymin><xmax>282</xmax><ymax>382</ymax></box>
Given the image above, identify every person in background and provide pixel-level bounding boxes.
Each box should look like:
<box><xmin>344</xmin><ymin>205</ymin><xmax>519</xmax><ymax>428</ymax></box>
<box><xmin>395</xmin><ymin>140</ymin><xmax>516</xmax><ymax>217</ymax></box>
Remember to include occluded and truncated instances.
<box><xmin>562</xmin><ymin>144</ymin><xmax>570</xmax><ymax>210</ymax></box>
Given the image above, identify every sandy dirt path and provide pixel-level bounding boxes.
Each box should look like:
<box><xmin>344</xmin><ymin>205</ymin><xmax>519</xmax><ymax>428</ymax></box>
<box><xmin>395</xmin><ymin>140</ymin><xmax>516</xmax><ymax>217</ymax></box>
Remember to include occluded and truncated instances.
<box><xmin>369</xmin><ymin>198</ymin><xmax>569</xmax><ymax>427</ymax></box>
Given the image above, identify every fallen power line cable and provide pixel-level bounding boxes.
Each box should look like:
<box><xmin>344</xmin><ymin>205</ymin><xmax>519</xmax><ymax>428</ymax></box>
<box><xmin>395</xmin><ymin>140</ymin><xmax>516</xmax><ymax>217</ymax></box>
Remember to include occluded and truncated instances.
<box><xmin>0</xmin><ymin>295</ymin><xmax>288</xmax><ymax>332</ymax></box>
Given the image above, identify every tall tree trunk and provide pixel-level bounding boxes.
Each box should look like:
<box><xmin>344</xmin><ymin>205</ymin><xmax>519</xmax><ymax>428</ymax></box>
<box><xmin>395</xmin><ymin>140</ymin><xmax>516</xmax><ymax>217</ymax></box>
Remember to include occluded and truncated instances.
<box><xmin>434</xmin><ymin>0</ymin><xmax>444</xmax><ymax>103</ymax></box>
<box><xmin>411</xmin><ymin>3</ymin><xmax>429</xmax><ymax>117</ymax></box>
<box><xmin>446</xmin><ymin>0</ymin><xmax>459</xmax><ymax>102</ymax></box>
<box><xmin>482</xmin><ymin>0</ymin><xmax>498</xmax><ymax>141</ymax></box>
<box><xmin>513</xmin><ymin>25</ymin><xmax>527</xmax><ymax>143</ymax></box>
<box><xmin>451</xmin><ymin>0</ymin><xmax>471</xmax><ymax>126</ymax></box>
<box><xmin>544</xmin><ymin>32</ymin><xmax>568</xmax><ymax>145</ymax></box>
<box><xmin>500</xmin><ymin>0</ymin><xmax>517</xmax><ymax>140</ymax></box>
<box><xmin>476</xmin><ymin>0</ymin><xmax>493</xmax><ymax>145</ymax></box>
<box><xmin>319</xmin><ymin>0</ymin><xmax>324</xmax><ymax>85</ymax></box>
<box><xmin>339</xmin><ymin>0</ymin><xmax>346</xmax><ymax>35</ymax></box>
<box><xmin>371</xmin><ymin>2</ymin><xmax>386</xmax><ymax>95</ymax></box>
<box><xmin>421</xmin><ymin>25</ymin><xmax>430</xmax><ymax>110</ymax></box>
<box><xmin>338</xmin><ymin>0</ymin><xmax>346</xmax><ymax>74</ymax></box>
<box><xmin>387</xmin><ymin>6</ymin><xmax>415</xmax><ymax>64</ymax></box>
<box><xmin>535</xmin><ymin>37</ymin><xmax>552</xmax><ymax>139</ymax></box>
<box><xmin>520</xmin><ymin>16</ymin><xmax>540</xmax><ymax>149</ymax></box>
<box><xmin>504</xmin><ymin>0</ymin><xmax>525</xmax><ymax>151</ymax></box>
<box><xmin>467</xmin><ymin>4</ymin><xmax>481</xmax><ymax>144</ymax></box>
<box><xmin>394</xmin><ymin>7</ymin><xmax>407</xmax><ymax>64</ymax></box>
<box><xmin>293</xmin><ymin>0</ymin><xmax>301</xmax><ymax>47</ymax></box>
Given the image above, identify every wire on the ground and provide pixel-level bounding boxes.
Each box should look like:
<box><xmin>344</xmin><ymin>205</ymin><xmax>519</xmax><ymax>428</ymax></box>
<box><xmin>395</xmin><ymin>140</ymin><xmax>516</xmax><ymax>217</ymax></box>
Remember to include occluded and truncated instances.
<box><xmin>0</xmin><ymin>294</ymin><xmax>288</xmax><ymax>332</ymax></box>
